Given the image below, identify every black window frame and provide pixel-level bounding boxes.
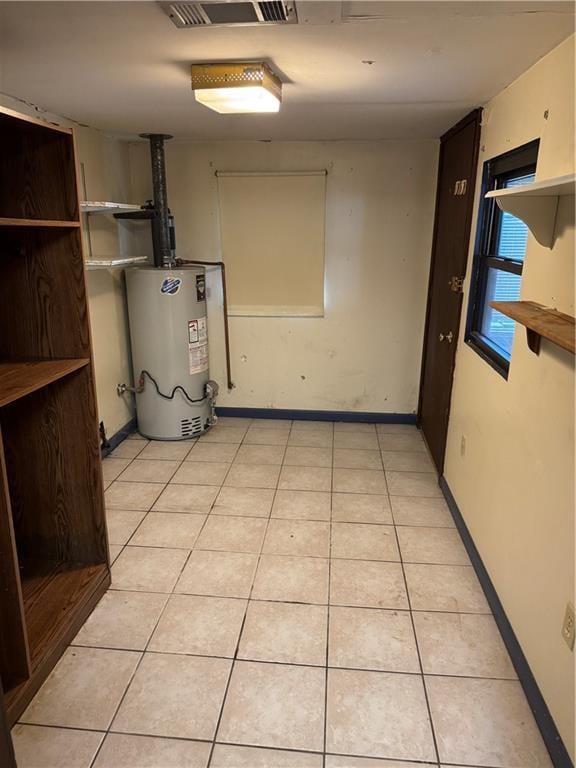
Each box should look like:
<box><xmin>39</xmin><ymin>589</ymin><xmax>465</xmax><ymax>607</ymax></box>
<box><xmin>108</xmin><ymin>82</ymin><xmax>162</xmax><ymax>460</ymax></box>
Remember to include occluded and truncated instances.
<box><xmin>465</xmin><ymin>139</ymin><xmax>540</xmax><ymax>378</ymax></box>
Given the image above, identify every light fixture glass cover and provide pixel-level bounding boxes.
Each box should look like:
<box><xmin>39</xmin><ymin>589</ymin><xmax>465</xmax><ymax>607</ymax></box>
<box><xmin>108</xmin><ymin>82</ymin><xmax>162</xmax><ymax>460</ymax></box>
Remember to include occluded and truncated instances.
<box><xmin>191</xmin><ymin>62</ymin><xmax>281</xmax><ymax>114</ymax></box>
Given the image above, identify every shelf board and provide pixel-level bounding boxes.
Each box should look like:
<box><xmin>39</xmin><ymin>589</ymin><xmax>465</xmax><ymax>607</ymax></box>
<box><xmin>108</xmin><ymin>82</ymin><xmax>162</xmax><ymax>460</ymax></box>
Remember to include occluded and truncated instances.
<box><xmin>20</xmin><ymin>560</ymin><xmax>108</xmax><ymax>668</ymax></box>
<box><xmin>4</xmin><ymin>561</ymin><xmax>110</xmax><ymax>724</ymax></box>
<box><xmin>0</xmin><ymin>359</ymin><xmax>90</xmax><ymax>407</ymax></box>
<box><xmin>485</xmin><ymin>173</ymin><xmax>575</xmax><ymax>248</ymax></box>
<box><xmin>490</xmin><ymin>300</ymin><xmax>575</xmax><ymax>355</ymax></box>
<box><xmin>85</xmin><ymin>255</ymin><xmax>148</xmax><ymax>269</ymax></box>
<box><xmin>0</xmin><ymin>217</ymin><xmax>80</xmax><ymax>228</ymax></box>
<box><xmin>80</xmin><ymin>201</ymin><xmax>142</xmax><ymax>214</ymax></box>
<box><xmin>486</xmin><ymin>173</ymin><xmax>575</xmax><ymax>199</ymax></box>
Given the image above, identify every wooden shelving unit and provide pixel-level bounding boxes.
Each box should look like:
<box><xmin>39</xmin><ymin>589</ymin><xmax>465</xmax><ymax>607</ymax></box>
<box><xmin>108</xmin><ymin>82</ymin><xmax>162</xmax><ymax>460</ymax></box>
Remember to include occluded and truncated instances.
<box><xmin>485</xmin><ymin>173</ymin><xmax>575</xmax><ymax>248</ymax></box>
<box><xmin>490</xmin><ymin>300</ymin><xmax>576</xmax><ymax>355</ymax></box>
<box><xmin>0</xmin><ymin>106</ymin><xmax>110</xmax><ymax>726</ymax></box>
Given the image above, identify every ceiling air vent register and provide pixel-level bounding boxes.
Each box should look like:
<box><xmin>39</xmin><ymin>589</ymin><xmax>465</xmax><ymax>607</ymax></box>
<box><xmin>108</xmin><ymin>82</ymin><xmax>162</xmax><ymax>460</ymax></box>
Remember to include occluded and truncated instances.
<box><xmin>161</xmin><ymin>1</ymin><xmax>297</xmax><ymax>27</ymax></box>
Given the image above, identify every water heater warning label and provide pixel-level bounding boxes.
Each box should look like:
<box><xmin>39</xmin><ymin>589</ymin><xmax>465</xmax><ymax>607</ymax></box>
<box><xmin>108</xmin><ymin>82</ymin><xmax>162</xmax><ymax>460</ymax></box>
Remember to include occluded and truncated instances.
<box><xmin>188</xmin><ymin>317</ymin><xmax>208</xmax><ymax>375</ymax></box>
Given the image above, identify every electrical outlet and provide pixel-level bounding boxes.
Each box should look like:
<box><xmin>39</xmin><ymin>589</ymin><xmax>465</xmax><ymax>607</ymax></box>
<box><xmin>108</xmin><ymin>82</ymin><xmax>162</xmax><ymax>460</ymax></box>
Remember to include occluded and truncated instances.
<box><xmin>562</xmin><ymin>602</ymin><xmax>575</xmax><ymax>651</ymax></box>
<box><xmin>460</xmin><ymin>435</ymin><xmax>466</xmax><ymax>457</ymax></box>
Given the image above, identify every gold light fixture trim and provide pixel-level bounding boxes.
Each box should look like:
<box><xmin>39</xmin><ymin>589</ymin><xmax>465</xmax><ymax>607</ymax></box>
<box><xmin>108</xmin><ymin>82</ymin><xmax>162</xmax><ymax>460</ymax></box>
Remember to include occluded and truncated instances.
<box><xmin>191</xmin><ymin>62</ymin><xmax>282</xmax><ymax>114</ymax></box>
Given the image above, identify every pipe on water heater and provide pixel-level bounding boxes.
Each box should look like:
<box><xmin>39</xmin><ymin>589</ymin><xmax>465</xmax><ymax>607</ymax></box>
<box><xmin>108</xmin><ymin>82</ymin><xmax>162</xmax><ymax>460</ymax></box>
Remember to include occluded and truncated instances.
<box><xmin>139</xmin><ymin>133</ymin><xmax>174</xmax><ymax>269</ymax></box>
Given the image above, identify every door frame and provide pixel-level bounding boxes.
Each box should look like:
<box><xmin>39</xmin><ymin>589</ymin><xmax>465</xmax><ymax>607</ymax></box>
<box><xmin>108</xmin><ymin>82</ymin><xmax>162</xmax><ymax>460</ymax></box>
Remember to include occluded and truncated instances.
<box><xmin>417</xmin><ymin>108</ymin><xmax>483</xmax><ymax>471</ymax></box>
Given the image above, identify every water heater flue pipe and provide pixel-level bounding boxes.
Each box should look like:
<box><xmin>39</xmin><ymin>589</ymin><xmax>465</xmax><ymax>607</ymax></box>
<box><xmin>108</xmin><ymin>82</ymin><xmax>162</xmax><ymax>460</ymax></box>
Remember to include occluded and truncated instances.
<box><xmin>139</xmin><ymin>132</ymin><xmax>174</xmax><ymax>269</ymax></box>
<box><xmin>176</xmin><ymin>258</ymin><xmax>234</xmax><ymax>391</ymax></box>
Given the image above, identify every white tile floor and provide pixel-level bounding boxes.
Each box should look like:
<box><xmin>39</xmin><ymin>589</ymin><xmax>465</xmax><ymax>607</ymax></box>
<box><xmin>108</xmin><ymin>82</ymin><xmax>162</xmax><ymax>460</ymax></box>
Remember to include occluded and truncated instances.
<box><xmin>13</xmin><ymin>419</ymin><xmax>553</xmax><ymax>768</ymax></box>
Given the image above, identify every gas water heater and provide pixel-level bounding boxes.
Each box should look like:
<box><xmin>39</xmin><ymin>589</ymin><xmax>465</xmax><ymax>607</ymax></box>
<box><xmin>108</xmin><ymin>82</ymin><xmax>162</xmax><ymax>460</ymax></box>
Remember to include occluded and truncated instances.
<box><xmin>120</xmin><ymin>133</ymin><xmax>220</xmax><ymax>440</ymax></box>
<box><xmin>126</xmin><ymin>266</ymin><xmax>217</xmax><ymax>440</ymax></box>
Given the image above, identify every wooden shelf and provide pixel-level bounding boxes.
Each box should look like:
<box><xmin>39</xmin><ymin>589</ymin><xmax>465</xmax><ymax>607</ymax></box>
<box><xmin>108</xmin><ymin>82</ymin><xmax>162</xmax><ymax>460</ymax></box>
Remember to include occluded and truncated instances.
<box><xmin>0</xmin><ymin>360</ymin><xmax>90</xmax><ymax>407</ymax></box>
<box><xmin>80</xmin><ymin>201</ymin><xmax>141</xmax><ymax>214</ymax></box>
<box><xmin>490</xmin><ymin>300</ymin><xmax>575</xmax><ymax>355</ymax></box>
<box><xmin>4</xmin><ymin>561</ymin><xmax>109</xmax><ymax>721</ymax></box>
<box><xmin>0</xmin><ymin>218</ymin><xmax>80</xmax><ymax>228</ymax></box>
<box><xmin>20</xmin><ymin>561</ymin><xmax>108</xmax><ymax>668</ymax></box>
<box><xmin>485</xmin><ymin>173</ymin><xmax>575</xmax><ymax>248</ymax></box>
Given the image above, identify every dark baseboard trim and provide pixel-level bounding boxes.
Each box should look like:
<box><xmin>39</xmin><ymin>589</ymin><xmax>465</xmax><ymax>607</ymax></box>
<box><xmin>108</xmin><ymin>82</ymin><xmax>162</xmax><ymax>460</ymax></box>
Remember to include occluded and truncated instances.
<box><xmin>101</xmin><ymin>418</ymin><xmax>137</xmax><ymax>457</ymax></box>
<box><xmin>439</xmin><ymin>476</ymin><xmax>573</xmax><ymax>768</ymax></box>
<box><xmin>215</xmin><ymin>407</ymin><xmax>416</xmax><ymax>424</ymax></box>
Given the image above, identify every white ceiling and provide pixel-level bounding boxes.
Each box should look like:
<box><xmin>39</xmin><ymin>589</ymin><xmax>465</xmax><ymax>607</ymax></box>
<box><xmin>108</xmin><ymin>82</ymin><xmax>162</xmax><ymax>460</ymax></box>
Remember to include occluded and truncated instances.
<box><xmin>0</xmin><ymin>1</ymin><xmax>573</xmax><ymax>140</ymax></box>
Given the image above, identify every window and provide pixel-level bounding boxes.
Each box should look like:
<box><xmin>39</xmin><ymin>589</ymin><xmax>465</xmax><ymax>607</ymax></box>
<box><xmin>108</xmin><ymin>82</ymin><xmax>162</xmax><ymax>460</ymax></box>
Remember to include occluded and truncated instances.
<box><xmin>217</xmin><ymin>171</ymin><xmax>326</xmax><ymax>317</ymax></box>
<box><xmin>466</xmin><ymin>140</ymin><xmax>539</xmax><ymax>376</ymax></box>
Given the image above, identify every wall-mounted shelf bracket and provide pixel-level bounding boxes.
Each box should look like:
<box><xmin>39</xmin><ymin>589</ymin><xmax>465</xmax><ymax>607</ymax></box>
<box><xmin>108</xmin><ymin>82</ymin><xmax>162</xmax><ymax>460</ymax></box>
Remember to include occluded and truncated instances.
<box><xmin>490</xmin><ymin>300</ymin><xmax>575</xmax><ymax>356</ymax></box>
<box><xmin>485</xmin><ymin>173</ymin><xmax>575</xmax><ymax>248</ymax></box>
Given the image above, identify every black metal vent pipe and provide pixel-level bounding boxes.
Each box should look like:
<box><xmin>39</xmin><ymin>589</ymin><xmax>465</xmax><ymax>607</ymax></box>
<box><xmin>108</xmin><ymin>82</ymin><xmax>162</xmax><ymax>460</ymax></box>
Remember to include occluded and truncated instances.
<box><xmin>139</xmin><ymin>133</ymin><xmax>174</xmax><ymax>269</ymax></box>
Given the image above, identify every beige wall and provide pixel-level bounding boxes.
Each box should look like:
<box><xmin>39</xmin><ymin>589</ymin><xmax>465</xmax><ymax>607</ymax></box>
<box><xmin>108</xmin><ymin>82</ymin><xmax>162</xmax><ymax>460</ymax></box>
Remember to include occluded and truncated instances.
<box><xmin>445</xmin><ymin>35</ymin><xmax>575</xmax><ymax>757</ymax></box>
<box><xmin>129</xmin><ymin>140</ymin><xmax>438</xmax><ymax>413</ymax></box>
<box><xmin>76</xmin><ymin>130</ymin><xmax>135</xmax><ymax>436</ymax></box>
<box><xmin>0</xmin><ymin>95</ymin><xmax>135</xmax><ymax>436</ymax></box>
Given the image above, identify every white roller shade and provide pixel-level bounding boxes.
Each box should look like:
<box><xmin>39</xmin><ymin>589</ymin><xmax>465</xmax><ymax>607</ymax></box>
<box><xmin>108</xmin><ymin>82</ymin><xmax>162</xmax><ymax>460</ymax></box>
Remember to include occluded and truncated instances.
<box><xmin>217</xmin><ymin>171</ymin><xmax>326</xmax><ymax>316</ymax></box>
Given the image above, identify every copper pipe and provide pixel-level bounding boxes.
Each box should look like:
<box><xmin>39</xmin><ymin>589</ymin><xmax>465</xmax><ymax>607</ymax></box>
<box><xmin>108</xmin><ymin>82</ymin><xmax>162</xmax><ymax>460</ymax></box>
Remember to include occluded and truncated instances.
<box><xmin>176</xmin><ymin>259</ymin><xmax>234</xmax><ymax>390</ymax></box>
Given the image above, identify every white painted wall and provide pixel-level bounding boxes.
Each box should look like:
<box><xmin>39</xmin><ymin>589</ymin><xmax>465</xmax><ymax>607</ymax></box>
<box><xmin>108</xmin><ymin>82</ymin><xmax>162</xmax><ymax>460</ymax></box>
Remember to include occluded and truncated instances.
<box><xmin>0</xmin><ymin>95</ymin><xmax>135</xmax><ymax>437</ymax></box>
<box><xmin>445</xmin><ymin>36</ymin><xmax>575</xmax><ymax>757</ymax></box>
<box><xmin>129</xmin><ymin>140</ymin><xmax>438</xmax><ymax>414</ymax></box>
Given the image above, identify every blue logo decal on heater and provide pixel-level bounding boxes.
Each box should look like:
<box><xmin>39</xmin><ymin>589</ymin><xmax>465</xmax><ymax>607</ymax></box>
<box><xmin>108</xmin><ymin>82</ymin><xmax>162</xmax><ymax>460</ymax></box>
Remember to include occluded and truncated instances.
<box><xmin>160</xmin><ymin>276</ymin><xmax>182</xmax><ymax>295</ymax></box>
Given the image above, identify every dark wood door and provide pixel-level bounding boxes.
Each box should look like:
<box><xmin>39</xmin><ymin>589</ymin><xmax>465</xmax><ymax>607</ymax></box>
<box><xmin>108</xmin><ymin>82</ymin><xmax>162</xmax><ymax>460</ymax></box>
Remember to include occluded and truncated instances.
<box><xmin>418</xmin><ymin>109</ymin><xmax>482</xmax><ymax>473</ymax></box>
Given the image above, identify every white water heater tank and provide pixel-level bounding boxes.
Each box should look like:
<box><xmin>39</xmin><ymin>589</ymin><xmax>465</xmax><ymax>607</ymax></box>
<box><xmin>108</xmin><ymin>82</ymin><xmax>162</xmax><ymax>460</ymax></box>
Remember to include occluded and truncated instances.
<box><xmin>125</xmin><ymin>266</ymin><xmax>216</xmax><ymax>440</ymax></box>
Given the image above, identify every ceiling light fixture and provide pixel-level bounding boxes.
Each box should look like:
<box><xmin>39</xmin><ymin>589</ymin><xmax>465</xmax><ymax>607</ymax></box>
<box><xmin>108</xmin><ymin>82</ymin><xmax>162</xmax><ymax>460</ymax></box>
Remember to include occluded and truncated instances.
<box><xmin>191</xmin><ymin>62</ymin><xmax>282</xmax><ymax>114</ymax></box>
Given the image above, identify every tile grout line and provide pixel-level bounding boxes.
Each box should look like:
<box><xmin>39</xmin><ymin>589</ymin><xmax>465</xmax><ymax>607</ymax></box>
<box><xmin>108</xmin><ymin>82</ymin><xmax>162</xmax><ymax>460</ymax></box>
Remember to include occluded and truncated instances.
<box><xmin>391</xmin><ymin>505</ymin><xmax>442</xmax><ymax>768</ymax></box>
<box><xmin>105</xmin><ymin>478</ymin><xmax>219</xmax><ymax>761</ymax></box>
<box><xmin>18</xmin><ymin>719</ymin><xmax>506</xmax><ymax>768</ymax></box>
<box><xmin>101</xmin><ymin>582</ymin><xmax>494</xmax><ymax>617</ymax></box>
<box><xmin>322</xmin><ymin>421</ymin><xmax>335</xmax><ymax>767</ymax></box>
<box><xmin>116</xmin><ymin>427</ymin><xmax>250</xmax><ymax>549</ymax></box>
<box><xmin>106</xmin><ymin>446</ymin><xmax>170</xmax><ymax>556</ymax></box>
<box><xmin>90</xmin><ymin>436</ymin><xmax>228</xmax><ymax>767</ymax></box>
<box><xmin>112</xmin><ymin>541</ymin><xmax>478</xmax><ymax>571</ymax></box>
<box><xmin>109</xmin><ymin>505</ymin><xmax>456</xmax><ymax>529</ymax></box>
<box><xmin>88</xmin><ymin>463</ymin><xmax>198</xmax><ymax>766</ymax></box>
<box><xmin>205</xmin><ymin>417</ymin><xmax>282</xmax><ymax>767</ymax></box>
<box><xmin>111</xmin><ymin>437</ymin><xmax>149</xmax><ymax>461</ymax></box>
<box><xmin>62</xmin><ymin>637</ymin><xmax>524</xmax><ymax>683</ymax></box>
<box><xmin>334</xmin><ymin>426</ymin><xmax>440</xmax><ymax>766</ymax></box>
<box><xmin>109</xmin><ymin>445</ymin><xmax>189</xmax><ymax>550</ymax></box>
<box><xmin>116</xmin><ymin>448</ymin><xmax>188</xmax><ymax>485</ymax></box>
<box><xmin>108</xmin><ymin>476</ymin><xmax>443</xmax><ymax>495</ymax></box>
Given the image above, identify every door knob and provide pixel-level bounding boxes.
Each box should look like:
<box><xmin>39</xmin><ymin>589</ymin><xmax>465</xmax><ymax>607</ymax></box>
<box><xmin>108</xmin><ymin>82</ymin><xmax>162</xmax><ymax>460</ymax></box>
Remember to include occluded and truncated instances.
<box><xmin>439</xmin><ymin>331</ymin><xmax>454</xmax><ymax>343</ymax></box>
